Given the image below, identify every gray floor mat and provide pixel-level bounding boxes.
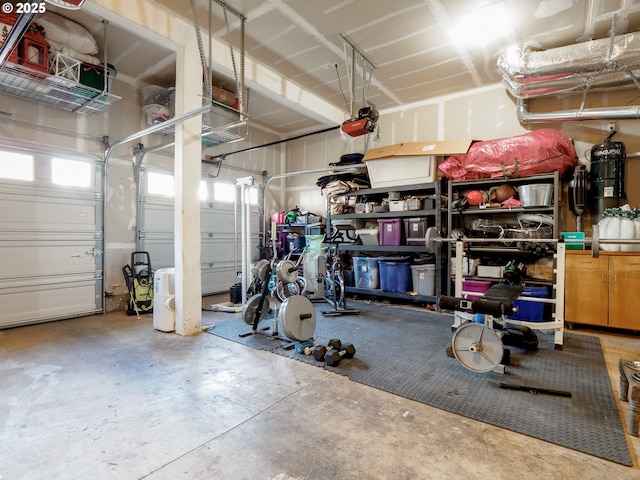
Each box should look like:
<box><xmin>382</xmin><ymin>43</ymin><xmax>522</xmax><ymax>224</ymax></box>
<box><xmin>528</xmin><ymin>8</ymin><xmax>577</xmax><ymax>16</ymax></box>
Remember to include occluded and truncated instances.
<box><xmin>206</xmin><ymin>300</ymin><xmax>632</xmax><ymax>466</ymax></box>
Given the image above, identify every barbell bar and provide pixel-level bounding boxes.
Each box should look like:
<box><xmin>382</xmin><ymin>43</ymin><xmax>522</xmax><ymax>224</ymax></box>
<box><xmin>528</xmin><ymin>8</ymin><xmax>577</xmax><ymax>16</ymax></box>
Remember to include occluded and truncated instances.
<box><xmin>424</xmin><ymin>225</ymin><xmax>640</xmax><ymax>257</ymax></box>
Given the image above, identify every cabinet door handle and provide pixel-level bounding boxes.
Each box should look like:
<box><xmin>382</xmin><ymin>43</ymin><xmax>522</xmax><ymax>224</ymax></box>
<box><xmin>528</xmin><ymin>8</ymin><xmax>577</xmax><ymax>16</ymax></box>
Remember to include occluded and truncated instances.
<box><xmin>602</xmin><ymin>273</ymin><xmax>605</xmax><ymax>283</ymax></box>
<box><xmin>614</xmin><ymin>274</ymin><xmax>617</xmax><ymax>283</ymax></box>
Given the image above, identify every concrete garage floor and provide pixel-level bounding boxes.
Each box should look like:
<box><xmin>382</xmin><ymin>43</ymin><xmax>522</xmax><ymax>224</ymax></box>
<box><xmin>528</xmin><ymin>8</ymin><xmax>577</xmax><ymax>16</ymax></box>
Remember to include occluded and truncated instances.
<box><xmin>1</xmin><ymin>296</ymin><xmax>639</xmax><ymax>480</ymax></box>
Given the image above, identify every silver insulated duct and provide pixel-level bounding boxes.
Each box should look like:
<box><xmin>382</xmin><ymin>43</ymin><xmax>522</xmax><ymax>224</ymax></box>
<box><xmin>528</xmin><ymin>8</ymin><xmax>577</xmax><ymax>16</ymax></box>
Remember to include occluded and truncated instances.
<box><xmin>498</xmin><ymin>32</ymin><xmax>640</xmax><ymax>99</ymax></box>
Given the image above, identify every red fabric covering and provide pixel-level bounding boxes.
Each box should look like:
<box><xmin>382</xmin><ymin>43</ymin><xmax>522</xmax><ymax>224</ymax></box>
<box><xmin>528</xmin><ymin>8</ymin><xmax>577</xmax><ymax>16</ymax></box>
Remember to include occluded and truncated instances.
<box><xmin>439</xmin><ymin>129</ymin><xmax>578</xmax><ymax>180</ymax></box>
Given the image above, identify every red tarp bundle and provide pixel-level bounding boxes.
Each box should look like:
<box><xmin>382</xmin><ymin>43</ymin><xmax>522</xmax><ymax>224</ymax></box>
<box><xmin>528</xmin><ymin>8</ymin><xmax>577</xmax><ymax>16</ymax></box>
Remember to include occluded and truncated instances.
<box><xmin>439</xmin><ymin>129</ymin><xmax>578</xmax><ymax>181</ymax></box>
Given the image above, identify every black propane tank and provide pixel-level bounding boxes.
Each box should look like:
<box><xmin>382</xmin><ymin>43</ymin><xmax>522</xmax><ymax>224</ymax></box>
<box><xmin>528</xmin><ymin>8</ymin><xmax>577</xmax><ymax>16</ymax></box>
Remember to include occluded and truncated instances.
<box><xmin>590</xmin><ymin>129</ymin><xmax>626</xmax><ymax>223</ymax></box>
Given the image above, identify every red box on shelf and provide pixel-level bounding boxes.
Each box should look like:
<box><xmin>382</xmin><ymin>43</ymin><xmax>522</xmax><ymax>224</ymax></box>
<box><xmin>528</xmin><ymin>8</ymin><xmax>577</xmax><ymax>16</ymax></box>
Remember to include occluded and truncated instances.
<box><xmin>378</xmin><ymin>218</ymin><xmax>403</xmax><ymax>246</ymax></box>
<box><xmin>19</xmin><ymin>27</ymin><xmax>50</xmax><ymax>74</ymax></box>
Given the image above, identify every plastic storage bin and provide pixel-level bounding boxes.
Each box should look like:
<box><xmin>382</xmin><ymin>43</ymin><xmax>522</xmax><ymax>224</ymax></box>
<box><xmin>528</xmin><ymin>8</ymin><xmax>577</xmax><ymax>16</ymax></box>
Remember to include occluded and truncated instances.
<box><xmin>379</xmin><ymin>260</ymin><xmax>411</xmax><ymax>292</ymax></box>
<box><xmin>461</xmin><ymin>279</ymin><xmax>492</xmax><ymax>300</ymax></box>
<box><xmin>356</xmin><ymin>228</ymin><xmax>379</xmax><ymax>245</ymax></box>
<box><xmin>509</xmin><ymin>286</ymin><xmax>549</xmax><ymax>322</ymax></box>
<box><xmin>378</xmin><ymin>218</ymin><xmax>403</xmax><ymax>246</ymax></box>
<box><xmin>353</xmin><ymin>257</ymin><xmax>379</xmax><ymax>289</ymax></box>
<box><xmin>403</xmin><ymin>218</ymin><xmax>428</xmax><ymax>245</ymax></box>
<box><xmin>410</xmin><ymin>264</ymin><xmax>436</xmax><ymax>296</ymax></box>
<box><xmin>305</xmin><ymin>235</ymin><xmax>324</xmax><ymax>254</ymax></box>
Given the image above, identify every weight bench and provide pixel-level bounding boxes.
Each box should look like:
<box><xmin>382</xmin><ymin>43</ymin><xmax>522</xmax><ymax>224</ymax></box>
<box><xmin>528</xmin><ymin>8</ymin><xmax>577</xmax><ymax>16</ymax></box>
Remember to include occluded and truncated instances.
<box><xmin>618</xmin><ymin>359</ymin><xmax>640</xmax><ymax>436</ymax></box>
<box><xmin>439</xmin><ymin>283</ymin><xmax>538</xmax><ymax>373</ymax></box>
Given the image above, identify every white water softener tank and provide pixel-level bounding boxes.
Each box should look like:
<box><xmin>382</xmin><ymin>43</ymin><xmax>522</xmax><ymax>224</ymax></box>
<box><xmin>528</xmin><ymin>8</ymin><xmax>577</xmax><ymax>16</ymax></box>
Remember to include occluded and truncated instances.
<box><xmin>153</xmin><ymin>268</ymin><xmax>175</xmax><ymax>332</ymax></box>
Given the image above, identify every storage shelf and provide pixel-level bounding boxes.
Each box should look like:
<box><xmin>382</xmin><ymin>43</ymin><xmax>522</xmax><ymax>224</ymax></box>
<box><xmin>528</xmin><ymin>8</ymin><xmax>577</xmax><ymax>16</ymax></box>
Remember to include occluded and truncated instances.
<box><xmin>462</xmin><ymin>275</ymin><xmax>553</xmax><ymax>286</ymax></box>
<box><xmin>0</xmin><ymin>61</ymin><xmax>121</xmax><ymax>115</ymax></box>
<box><xmin>337</xmin><ymin>244</ymin><xmax>429</xmax><ymax>253</ymax></box>
<box><xmin>457</xmin><ymin>206</ymin><xmax>554</xmax><ymax>215</ymax></box>
<box><xmin>343</xmin><ymin>182</ymin><xmax>439</xmax><ymax>197</ymax></box>
<box><xmin>464</xmin><ymin>246</ymin><xmax>554</xmax><ymax>254</ymax></box>
<box><xmin>332</xmin><ymin>209</ymin><xmax>438</xmax><ymax>220</ymax></box>
<box><xmin>157</xmin><ymin>100</ymin><xmax>247</xmax><ymax>146</ymax></box>
<box><xmin>327</xmin><ymin>178</ymin><xmax>446</xmax><ymax>306</ymax></box>
<box><xmin>449</xmin><ymin>173</ymin><xmax>556</xmax><ymax>188</ymax></box>
<box><xmin>346</xmin><ymin>286</ymin><xmax>436</xmax><ymax>303</ymax></box>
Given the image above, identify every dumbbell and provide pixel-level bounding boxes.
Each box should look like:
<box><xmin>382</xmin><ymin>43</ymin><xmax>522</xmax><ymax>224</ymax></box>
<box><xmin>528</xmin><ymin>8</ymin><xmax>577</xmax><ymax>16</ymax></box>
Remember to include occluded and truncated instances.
<box><xmin>324</xmin><ymin>343</ymin><xmax>356</xmax><ymax>367</ymax></box>
<box><xmin>312</xmin><ymin>338</ymin><xmax>342</xmax><ymax>361</ymax></box>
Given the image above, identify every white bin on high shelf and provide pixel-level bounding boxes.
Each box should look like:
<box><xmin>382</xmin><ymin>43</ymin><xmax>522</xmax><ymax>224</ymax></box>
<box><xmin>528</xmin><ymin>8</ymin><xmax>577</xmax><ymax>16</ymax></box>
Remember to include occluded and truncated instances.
<box><xmin>153</xmin><ymin>268</ymin><xmax>175</xmax><ymax>332</ymax></box>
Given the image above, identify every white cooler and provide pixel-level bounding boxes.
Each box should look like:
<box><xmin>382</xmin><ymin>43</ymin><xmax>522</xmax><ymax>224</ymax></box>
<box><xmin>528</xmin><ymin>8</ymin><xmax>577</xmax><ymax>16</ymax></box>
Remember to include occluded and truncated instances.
<box><xmin>153</xmin><ymin>268</ymin><xmax>175</xmax><ymax>332</ymax></box>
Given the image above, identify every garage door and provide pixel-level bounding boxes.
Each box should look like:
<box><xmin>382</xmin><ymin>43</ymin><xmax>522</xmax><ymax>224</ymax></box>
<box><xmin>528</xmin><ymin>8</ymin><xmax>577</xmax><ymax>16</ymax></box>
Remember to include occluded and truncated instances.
<box><xmin>0</xmin><ymin>148</ymin><xmax>103</xmax><ymax>329</ymax></box>
<box><xmin>138</xmin><ymin>168</ymin><xmax>261</xmax><ymax>295</ymax></box>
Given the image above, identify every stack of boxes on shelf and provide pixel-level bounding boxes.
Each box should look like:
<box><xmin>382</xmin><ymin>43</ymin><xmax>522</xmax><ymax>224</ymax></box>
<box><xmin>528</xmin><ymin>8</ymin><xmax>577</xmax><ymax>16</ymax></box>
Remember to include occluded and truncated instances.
<box><xmin>1</xmin><ymin>10</ymin><xmax>117</xmax><ymax>93</ymax></box>
<box><xmin>353</xmin><ymin>255</ymin><xmax>436</xmax><ymax>296</ymax></box>
<box><xmin>354</xmin><ymin>211</ymin><xmax>435</xmax><ymax>296</ymax></box>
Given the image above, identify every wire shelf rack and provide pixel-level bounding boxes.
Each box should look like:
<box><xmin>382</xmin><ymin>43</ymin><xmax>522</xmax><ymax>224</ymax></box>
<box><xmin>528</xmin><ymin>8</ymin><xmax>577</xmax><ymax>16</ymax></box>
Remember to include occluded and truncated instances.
<box><xmin>156</xmin><ymin>100</ymin><xmax>248</xmax><ymax>146</ymax></box>
<box><xmin>0</xmin><ymin>61</ymin><xmax>121</xmax><ymax>115</ymax></box>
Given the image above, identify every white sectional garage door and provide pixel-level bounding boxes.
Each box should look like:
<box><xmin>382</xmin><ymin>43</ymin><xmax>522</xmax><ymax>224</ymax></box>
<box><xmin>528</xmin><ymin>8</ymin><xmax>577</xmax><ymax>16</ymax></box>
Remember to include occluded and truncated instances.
<box><xmin>139</xmin><ymin>168</ymin><xmax>261</xmax><ymax>295</ymax></box>
<box><xmin>0</xmin><ymin>149</ymin><xmax>103</xmax><ymax>329</ymax></box>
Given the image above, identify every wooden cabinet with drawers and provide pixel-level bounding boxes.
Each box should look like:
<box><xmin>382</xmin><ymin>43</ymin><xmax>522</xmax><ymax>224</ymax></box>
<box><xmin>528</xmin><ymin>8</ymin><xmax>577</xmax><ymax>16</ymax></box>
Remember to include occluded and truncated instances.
<box><xmin>565</xmin><ymin>251</ymin><xmax>640</xmax><ymax>330</ymax></box>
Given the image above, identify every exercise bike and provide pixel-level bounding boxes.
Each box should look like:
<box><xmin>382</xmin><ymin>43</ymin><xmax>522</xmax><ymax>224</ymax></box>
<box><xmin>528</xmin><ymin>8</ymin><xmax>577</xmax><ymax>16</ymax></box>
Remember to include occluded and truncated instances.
<box><xmin>321</xmin><ymin>227</ymin><xmax>360</xmax><ymax>316</ymax></box>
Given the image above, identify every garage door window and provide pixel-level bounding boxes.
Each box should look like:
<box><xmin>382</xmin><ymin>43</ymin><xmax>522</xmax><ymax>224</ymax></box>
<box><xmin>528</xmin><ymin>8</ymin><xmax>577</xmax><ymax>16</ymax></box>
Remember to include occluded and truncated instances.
<box><xmin>212</xmin><ymin>181</ymin><xmax>258</xmax><ymax>205</ymax></box>
<box><xmin>52</xmin><ymin>158</ymin><xmax>91</xmax><ymax>187</ymax></box>
<box><xmin>0</xmin><ymin>150</ymin><xmax>34</xmax><ymax>181</ymax></box>
<box><xmin>147</xmin><ymin>171</ymin><xmax>174</xmax><ymax>197</ymax></box>
<box><xmin>214</xmin><ymin>181</ymin><xmax>235</xmax><ymax>202</ymax></box>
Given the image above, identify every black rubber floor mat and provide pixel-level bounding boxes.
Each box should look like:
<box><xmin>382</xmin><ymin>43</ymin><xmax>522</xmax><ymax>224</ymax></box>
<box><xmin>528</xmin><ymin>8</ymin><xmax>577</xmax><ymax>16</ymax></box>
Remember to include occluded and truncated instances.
<box><xmin>206</xmin><ymin>301</ymin><xmax>632</xmax><ymax>466</ymax></box>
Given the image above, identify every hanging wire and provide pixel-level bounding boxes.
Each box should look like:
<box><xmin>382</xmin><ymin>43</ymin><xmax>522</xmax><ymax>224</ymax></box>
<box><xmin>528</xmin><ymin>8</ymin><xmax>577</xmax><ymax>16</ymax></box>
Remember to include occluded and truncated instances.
<box><xmin>224</xmin><ymin>8</ymin><xmax>239</xmax><ymax>98</ymax></box>
<box><xmin>191</xmin><ymin>0</ymin><xmax>212</xmax><ymax>99</ymax></box>
<box><xmin>335</xmin><ymin>63</ymin><xmax>350</xmax><ymax>114</ymax></box>
<box><xmin>339</xmin><ymin>34</ymin><xmax>376</xmax><ymax>117</ymax></box>
<box><xmin>208</xmin><ymin>0</ymin><xmax>213</xmax><ymax>98</ymax></box>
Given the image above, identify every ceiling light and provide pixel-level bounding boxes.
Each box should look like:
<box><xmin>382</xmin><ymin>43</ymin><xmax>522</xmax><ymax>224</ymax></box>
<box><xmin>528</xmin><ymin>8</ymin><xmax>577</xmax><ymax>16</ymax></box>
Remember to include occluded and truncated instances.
<box><xmin>450</xmin><ymin>5</ymin><xmax>512</xmax><ymax>46</ymax></box>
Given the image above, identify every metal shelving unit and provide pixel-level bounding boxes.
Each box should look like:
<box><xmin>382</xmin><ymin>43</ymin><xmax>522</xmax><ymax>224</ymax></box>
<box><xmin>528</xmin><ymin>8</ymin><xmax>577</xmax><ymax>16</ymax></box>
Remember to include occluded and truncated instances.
<box><xmin>0</xmin><ymin>61</ymin><xmax>121</xmax><ymax>115</ymax></box>
<box><xmin>446</xmin><ymin>172</ymin><xmax>565</xmax><ymax>346</ymax></box>
<box><xmin>326</xmin><ymin>180</ymin><xmax>446</xmax><ymax>304</ymax></box>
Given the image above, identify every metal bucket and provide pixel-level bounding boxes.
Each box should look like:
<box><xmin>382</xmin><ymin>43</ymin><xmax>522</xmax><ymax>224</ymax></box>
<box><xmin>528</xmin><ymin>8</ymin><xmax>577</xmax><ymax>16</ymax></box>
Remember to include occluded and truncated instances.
<box><xmin>518</xmin><ymin>184</ymin><xmax>553</xmax><ymax>206</ymax></box>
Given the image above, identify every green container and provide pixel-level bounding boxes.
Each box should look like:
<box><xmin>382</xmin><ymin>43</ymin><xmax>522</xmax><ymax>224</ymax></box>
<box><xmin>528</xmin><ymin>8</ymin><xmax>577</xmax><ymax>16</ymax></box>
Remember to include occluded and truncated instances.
<box><xmin>79</xmin><ymin>63</ymin><xmax>117</xmax><ymax>92</ymax></box>
<box><xmin>561</xmin><ymin>231</ymin><xmax>585</xmax><ymax>250</ymax></box>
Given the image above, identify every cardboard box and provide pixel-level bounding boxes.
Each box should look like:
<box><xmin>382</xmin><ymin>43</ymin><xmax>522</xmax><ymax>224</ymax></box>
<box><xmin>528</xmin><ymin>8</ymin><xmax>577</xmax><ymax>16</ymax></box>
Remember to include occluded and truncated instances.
<box><xmin>363</xmin><ymin>140</ymin><xmax>471</xmax><ymax>188</ymax></box>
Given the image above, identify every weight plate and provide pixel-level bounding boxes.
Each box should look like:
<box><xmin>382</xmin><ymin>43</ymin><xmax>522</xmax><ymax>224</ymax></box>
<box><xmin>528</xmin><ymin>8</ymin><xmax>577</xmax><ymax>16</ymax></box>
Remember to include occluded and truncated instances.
<box><xmin>424</xmin><ymin>226</ymin><xmax>438</xmax><ymax>253</ymax></box>
<box><xmin>276</xmin><ymin>259</ymin><xmax>299</xmax><ymax>284</ymax></box>
<box><xmin>452</xmin><ymin>322</ymin><xmax>504</xmax><ymax>373</ymax></box>
<box><xmin>296</xmin><ymin>277</ymin><xmax>307</xmax><ymax>294</ymax></box>
<box><xmin>278</xmin><ymin>295</ymin><xmax>316</xmax><ymax>342</ymax></box>
<box><xmin>242</xmin><ymin>294</ymin><xmax>271</xmax><ymax>326</ymax></box>
<box><xmin>275</xmin><ymin>280</ymin><xmax>301</xmax><ymax>303</ymax></box>
<box><xmin>252</xmin><ymin>259</ymin><xmax>271</xmax><ymax>282</ymax></box>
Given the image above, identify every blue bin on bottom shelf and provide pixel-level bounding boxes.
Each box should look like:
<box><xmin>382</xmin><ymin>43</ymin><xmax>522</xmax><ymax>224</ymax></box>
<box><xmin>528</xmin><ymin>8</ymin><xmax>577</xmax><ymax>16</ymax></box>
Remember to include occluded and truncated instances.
<box><xmin>378</xmin><ymin>260</ymin><xmax>411</xmax><ymax>293</ymax></box>
<box><xmin>509</xmin><ymin>286</ymin><xmax>549</xmax><ymax>322</ymax></box>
